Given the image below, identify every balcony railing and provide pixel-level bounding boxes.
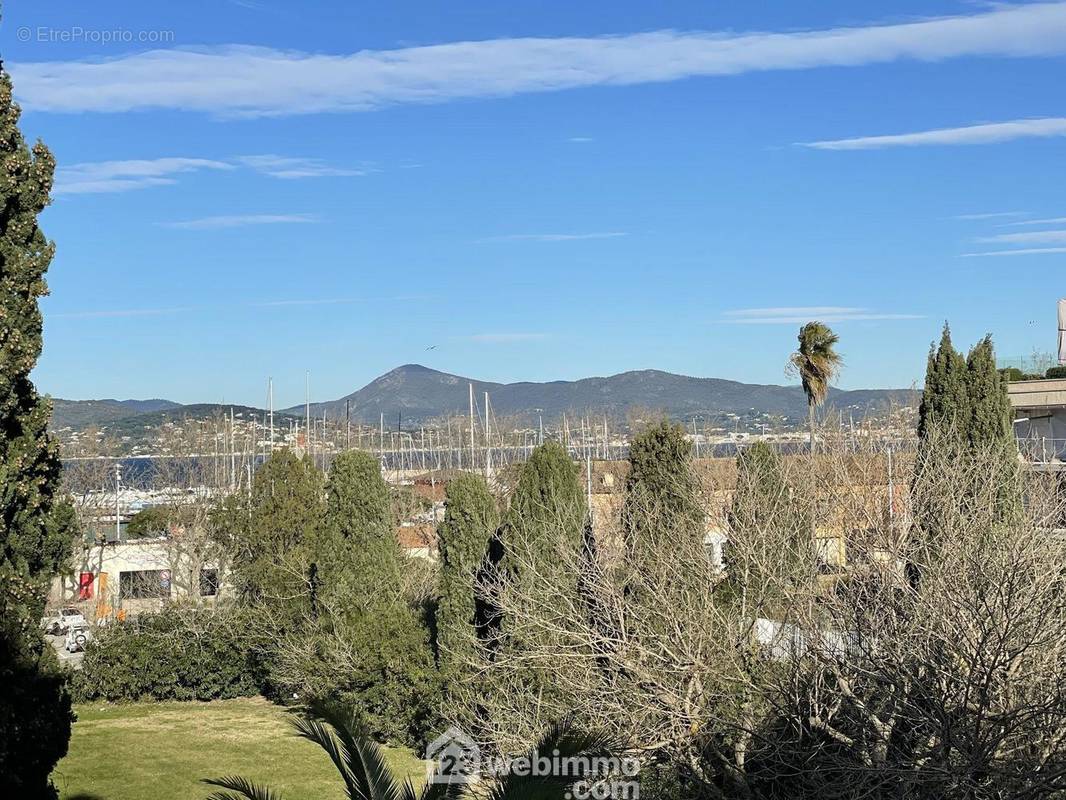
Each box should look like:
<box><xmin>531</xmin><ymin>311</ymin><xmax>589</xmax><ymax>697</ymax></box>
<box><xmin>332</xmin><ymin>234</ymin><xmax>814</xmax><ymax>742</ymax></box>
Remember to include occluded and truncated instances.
<box><xmin>1016</xmin><ymin>437</ymin><xmax>1066</xmax><ymax>464</ymax></box>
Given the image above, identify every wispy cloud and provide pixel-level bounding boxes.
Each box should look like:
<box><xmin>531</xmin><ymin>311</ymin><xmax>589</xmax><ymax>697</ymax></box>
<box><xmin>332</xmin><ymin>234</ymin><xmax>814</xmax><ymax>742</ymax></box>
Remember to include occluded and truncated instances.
<box><xmin>160</xmin><ymin>213</ymin><xmax>320</xmax><ymax>230</ymax></box>
<box><xmin>11</xmin><ymin>3</ymin><xmax>1066</xmax><ymax>116</ymax></box>
<box><xmin>800</xmin><ymin>117</ymin><xmax>1066</xmax><ymax>150</ymax></box>
<box><xmin>1002</xmin><ymin>216</ymin><xmax>1066</xmax><ymax>227</ymax></box>
<box><xmin>722</xmin><ymin>306</ymin><xmax>923</xmax><ymax>324</ymax></box>
<box><xmin>478</xmin><ymin>232</ymin><xmax>628</xmax><ymax>243</ymax></box>
<box><xmin>55</xmin><ymin>154</ymin><xmax>364</xmax><ymax>195</ymax></box>
<box><xmin>465</xmin><ymin>333</ymin><xmax>550</xmax><ymax>343</ymax></box>
<box><xmin>568</xmin><ymin>137</ymin><xmax>595</xmax><ymax>143</ymax></box>
<box><xmin>978</xmin><ymin>229</ymin><xmax>1066</xmax><ymax>245</ymax></box>
<box><xmin>961</xmin><ymin>247</ymin><xmax>1066</xmax><ymax>257</ymax></box>
<box><xmin>954</xmin><ymin>211</ymin><xmax>1029</xmax><ymax>221</ymax></box>
<box><xmin>238</xmin><ymin>154</ymin><xmax>369</xmax><ymax>178</ymax></box>
<box><xmin>54</xmin><ymin>157</ymin><xmax>233</xmax><ymax>195</ymax></box>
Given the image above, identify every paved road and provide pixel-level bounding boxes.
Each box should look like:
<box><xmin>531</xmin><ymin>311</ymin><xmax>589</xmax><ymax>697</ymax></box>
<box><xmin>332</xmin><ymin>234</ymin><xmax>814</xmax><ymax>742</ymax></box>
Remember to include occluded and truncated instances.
<box><xmin>47</xmin><ymin>632</ymin><xmax>85</xmax><ymax>669</ymax></box>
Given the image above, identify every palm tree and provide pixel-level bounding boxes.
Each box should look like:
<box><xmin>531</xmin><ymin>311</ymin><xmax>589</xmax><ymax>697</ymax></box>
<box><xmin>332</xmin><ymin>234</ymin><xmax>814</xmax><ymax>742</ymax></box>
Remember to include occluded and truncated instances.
<box><xmin>204</xmin><ymin>703</ymin><xmax>621</xmax><ymax>800</ymax></box>
<box><xmin>790</xmin><ymin>322</ymin><xmax>842</xmax><ymax>453</ymax></box>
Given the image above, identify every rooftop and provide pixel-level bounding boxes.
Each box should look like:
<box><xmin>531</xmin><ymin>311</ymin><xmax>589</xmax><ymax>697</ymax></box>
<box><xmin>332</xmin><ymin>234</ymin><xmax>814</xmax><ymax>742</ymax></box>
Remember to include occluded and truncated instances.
<box><xmin>1008</xmin><ymin>378</ymin><xmax>1066</xmax><ymax>410</ymax></box>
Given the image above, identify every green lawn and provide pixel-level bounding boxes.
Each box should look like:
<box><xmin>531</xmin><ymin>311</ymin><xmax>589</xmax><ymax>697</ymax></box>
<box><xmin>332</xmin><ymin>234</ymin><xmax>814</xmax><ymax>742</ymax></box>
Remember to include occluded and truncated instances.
<box><xmin>53</xmin><ymin>697</ymin><xmax>424</xmax><ymax>800</ymax></box>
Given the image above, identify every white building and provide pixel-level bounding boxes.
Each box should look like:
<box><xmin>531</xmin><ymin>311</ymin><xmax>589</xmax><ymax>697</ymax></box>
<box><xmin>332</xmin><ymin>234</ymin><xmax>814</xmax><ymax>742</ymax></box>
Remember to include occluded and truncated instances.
<box><xmin>1009</xmin><ymin>378</ymin><xmax>1066</xmax><ymax>464</ymax></box>
<box><xmin>49</xmin><ymin>534</ymin><xmax>227</xmax><ymax>620</ymax></box>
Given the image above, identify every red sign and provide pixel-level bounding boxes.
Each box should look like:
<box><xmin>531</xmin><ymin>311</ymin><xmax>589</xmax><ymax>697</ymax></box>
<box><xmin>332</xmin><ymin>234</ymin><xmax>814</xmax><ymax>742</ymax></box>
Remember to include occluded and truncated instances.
<box><xmin>78</xmin><ymin>572</ymin><xmax>94</xmax><ymax>600</ymax></box>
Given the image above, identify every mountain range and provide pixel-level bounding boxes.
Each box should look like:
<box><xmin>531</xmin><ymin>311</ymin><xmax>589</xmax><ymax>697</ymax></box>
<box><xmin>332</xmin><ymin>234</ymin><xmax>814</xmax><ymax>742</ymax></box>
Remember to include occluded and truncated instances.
<box><xmin>50</xmin><ymin>364</ymin><xmax>914</xmax><ymax>431</ymax></box>
<box><xmin>50</xmin><ymin>398</ymin><xmax>183</xmax><ymax>430</ymax></box>
<box><xmin>283</xmin><ymin>364</ymin><xmax>913</xmax><ymax>424</ymax></box>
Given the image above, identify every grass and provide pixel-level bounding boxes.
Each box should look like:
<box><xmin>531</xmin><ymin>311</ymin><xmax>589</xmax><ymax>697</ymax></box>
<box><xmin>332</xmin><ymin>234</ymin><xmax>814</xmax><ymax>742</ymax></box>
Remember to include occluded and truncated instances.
<box><xmin>53</xmin><ymin>696</ymin><xmax>424</xmax><ymax>800</ymax></box>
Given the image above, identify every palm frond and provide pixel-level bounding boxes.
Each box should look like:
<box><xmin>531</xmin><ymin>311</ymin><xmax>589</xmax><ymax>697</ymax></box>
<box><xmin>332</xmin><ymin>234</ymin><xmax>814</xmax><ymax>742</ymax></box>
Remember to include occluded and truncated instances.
<box><xmin>403</xmin><ymin>775</ymin><xmax>465</xmax><ymax>800</ymax></box>
<box><xmin>290</xmin><ymin>712</ymin><xmax>364</xmax><ymax>799</ymax></box>
<box><xmin>792</xmin><ymin>321</ymin><xmax>842</xmax><ymax>409</ymax></box>
<box><xmin>203</xmin><ymin>775</ymin><xmax>287</xmax><ymax>800</ymax></box>
<box><xmin>304</xmin><ymin>701</ymin><xmax>404</xmax><ymax>800</ymax></box>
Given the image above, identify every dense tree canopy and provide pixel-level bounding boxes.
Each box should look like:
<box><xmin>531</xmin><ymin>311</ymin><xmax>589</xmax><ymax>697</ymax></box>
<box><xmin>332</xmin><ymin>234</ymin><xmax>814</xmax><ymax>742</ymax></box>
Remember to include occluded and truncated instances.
<box><xmin>0</xmin><ymin>69</ymin><xmax>77</xmax><ymax>799</ymax></box>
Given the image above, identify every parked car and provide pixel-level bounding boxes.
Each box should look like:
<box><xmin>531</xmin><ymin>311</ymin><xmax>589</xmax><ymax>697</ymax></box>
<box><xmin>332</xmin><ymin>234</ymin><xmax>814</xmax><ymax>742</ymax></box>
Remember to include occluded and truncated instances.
<box><xmin>64</xmin><ymin>624</ymin><xmax>92</xmax><ymax>653</ymax></box>
<box><xmin>42</xmin><ymin>607</ymin><xmax>87</xmax><ymax>636</ymax></box>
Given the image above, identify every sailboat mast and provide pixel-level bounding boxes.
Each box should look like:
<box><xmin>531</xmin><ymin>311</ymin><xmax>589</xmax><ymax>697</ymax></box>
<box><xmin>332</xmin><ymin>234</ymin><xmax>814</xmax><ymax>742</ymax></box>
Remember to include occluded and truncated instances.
<box><xmin>468</xmin><ymin>383</ymin><xmax>475</xmax><ymax>471</ymax></box>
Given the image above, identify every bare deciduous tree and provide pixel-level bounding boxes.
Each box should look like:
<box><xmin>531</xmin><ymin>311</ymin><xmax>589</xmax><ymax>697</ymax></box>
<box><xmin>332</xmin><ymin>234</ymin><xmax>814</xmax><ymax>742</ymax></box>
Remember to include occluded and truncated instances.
<box><xmin>460</xmin><ymin>431</ymin><xmax>1066</xmax><ymax>800</ymax></box>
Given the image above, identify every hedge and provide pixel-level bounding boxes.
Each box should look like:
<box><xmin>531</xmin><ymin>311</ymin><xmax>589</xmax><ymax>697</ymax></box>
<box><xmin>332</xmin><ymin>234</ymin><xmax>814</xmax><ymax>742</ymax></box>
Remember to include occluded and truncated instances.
<box><xmin>71</xmin><ymin>607</ymin><xmax>267</xmax><ymax>703</ymax></box>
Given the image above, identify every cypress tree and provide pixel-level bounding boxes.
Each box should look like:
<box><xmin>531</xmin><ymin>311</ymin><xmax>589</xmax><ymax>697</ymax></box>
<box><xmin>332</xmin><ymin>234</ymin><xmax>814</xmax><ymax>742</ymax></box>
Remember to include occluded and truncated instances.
<box><xmin>622</xmin><ymin>420</ymin><xmax>703</xmax><ymax>555</ymax></box>
<box><xmin>313</xmin><ymin>450</ymin><xmax>436</xmax><ymax>746</ymax></box>
<box><xmin>966</xmin><ymin>336</ymin><xmax>1013</xmax><ymax>449</ymax></box>
<box><xmin>215</xmin><ymin>448</ymin><xmax>324</xmax><ymax>615</ymax></box>
<box><xmin>914</xmin><ymin>327</ymin><xmax>1020</xmax><ymax>540</ymax></box>
<box><xmin>916</xmin><ymin>326</ymin><xmax>1015</xmax><ymax>452</ymax></box>
<box><xmin>917</xmin><ymin>323</ymin><xmax>971</xmax><ymax>441</ymax></box>
<box><xmin>319</xmin><ymin>449</ymin><xmax>401</xmax><ymax>591</ymax></box>
<box><xmin>485</xmin><ymin>442</ymin><xmax>586</xmax><ymax>728</ymax></box>
<box><xmin>728</xmin><ymin>441</ymin><xmax>794</xmax><ymax>535</ymax></box>
<box><xmin>501</xmin><ymin>440</ymin><xmax>586</xmax><ymax>576</ymax></box>
<box><xmin>435</xmin><ymin>472</ymin><xmax>498</xmax><ymax>675</ymax></box>
<box><xmin>0</xmin><ymin>69</ymin><xmax>77</xmax><ymax>798</ymax></box>
<box><xmin>726</xmin><ymin>441</ymin><xmax>810</xmax><ymax>598</ymax></box>
<box><xmin>966</xmin><ymin>336</ymin><xmax>1021</xmax><ymax>521</ymax></box>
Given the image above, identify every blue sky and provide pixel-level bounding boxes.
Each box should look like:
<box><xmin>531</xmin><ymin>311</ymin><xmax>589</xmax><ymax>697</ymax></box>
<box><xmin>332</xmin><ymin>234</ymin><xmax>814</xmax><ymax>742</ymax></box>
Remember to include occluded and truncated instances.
<box><xmin>4</xmin><ymin>0</ymin><xmax>1065</xmax><ymax>407</ymax></box>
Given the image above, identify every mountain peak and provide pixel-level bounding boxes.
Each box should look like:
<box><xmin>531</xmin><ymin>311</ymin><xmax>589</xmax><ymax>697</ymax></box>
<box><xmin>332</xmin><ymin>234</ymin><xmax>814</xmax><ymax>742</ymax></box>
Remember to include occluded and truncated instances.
<box><xmin>393</xmin><ymin>363</ymin><xmax>436</xmax><ymax>373</ymax></box>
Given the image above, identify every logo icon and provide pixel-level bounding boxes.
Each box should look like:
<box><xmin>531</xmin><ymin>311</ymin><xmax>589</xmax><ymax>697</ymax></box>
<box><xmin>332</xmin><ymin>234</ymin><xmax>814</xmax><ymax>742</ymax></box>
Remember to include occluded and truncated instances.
<box><xmin>425</xmin><ymin>726</ymin><xmax>480</xmax><ymax>785</ymax></box>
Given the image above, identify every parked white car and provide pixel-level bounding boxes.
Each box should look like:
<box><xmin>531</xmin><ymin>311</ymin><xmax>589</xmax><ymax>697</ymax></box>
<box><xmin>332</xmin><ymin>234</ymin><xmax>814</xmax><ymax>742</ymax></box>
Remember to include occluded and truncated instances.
<box><xmin>42</xmin><ymin>607</ymin><xmax>87</xmax><ymax>636</ymax></box>
<box><xmin>64</xmin><ymin>625</ymin><xmax>92</xmax><ymax>653</ymax></box>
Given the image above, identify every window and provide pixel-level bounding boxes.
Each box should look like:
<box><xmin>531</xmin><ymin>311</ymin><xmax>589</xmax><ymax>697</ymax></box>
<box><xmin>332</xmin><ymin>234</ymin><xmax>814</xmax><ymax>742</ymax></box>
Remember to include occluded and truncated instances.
<box><xmin>199</xmin><ymin>568</ymin><xmax>219</xmax><ymax>597</ymax></box>
<box><xmin>119</xmin><ymin>569</ymin><xmax>170</xmax><ymax>600</ymax></box>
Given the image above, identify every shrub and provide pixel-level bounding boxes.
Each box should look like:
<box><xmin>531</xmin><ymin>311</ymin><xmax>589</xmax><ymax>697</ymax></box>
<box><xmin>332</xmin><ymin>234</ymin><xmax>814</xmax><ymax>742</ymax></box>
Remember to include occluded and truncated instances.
<box><xmin>1000</xmin><ymin>367</ymin><xmax>1025</xmax><ymax>382</ymax></box>
<box><xmin>1046</xmin><ymin>366</ymin><xmax>1066</xmax><ymax>379</ymax></box>
<box><xmin>71</xmin><ymin>607</ymin><xmax>266</xmax><ymax>703</ymax></box>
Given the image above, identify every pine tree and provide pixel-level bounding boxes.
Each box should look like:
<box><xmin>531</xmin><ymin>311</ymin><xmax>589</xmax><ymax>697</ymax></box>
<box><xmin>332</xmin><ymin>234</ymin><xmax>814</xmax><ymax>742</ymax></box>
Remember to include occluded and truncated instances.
<box><xmin>435</xmin><ymin>472</ymin><xmax>498</xmax><ymax>676</ymax></box>
<box><xmin>0</xmin><ymin>69</ymin><xmax>77</xmax><ymax>798</ymax></box>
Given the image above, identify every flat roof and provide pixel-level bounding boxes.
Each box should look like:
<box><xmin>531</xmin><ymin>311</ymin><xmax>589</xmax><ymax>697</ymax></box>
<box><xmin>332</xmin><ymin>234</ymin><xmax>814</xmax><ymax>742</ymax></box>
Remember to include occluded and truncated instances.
<box><xmin>1008</xmin><ymin>378</ymin><xmax>1066</xmax><ymax>409</ymax></box>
